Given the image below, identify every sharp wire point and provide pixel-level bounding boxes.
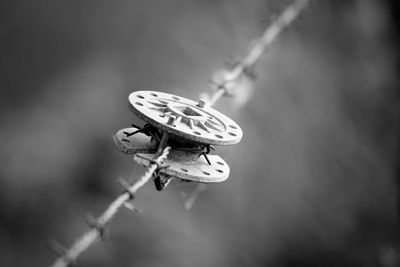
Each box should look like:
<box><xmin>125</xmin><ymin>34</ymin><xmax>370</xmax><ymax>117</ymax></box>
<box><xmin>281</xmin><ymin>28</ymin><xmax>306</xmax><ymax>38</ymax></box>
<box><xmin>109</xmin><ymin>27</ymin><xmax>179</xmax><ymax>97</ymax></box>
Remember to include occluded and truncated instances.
<box><xmin>131</xmin><ymin>123</ymin><xmax>140</xmax><ymax>128</ymax></box>
<box><xmin>47</xmin><ymin>240</ymin><xmax>80</xmax><ymax>266</ymax></box>
<box><xmin>184</xmin><ymin>184</ymin><xmax>208</xmax><ymax>210</ymax></box>
<box><xmin>200</xmin><ymin>153</ymin><xmax>212</xmax><ymax>165</ymax></box>
<box><xmin>86</xmin><ymin>214</ymin><xmax>106</xmax><ymax>240</ymax></box>
<box><xmin>136</xmin><ymin>154</ymin><xmax>168</xmax><ymax>170</ymax></box>
<box><xmin>125</xmin><ymin>128</ymin><xmax>143</xmax><ymax>137</ymax></box>
<box><xmin>123</xmin><ymin>202</ymin><xmax>142</xmax><ymax>213</ymax></box>
<box><xmin>116</xmin><ymin>177</ymin><xmax>135</xmax><ymax>199</ymax></box>
<box><xmin>86</xmin><ymin>213</ymin><xmax>96</xmax><ymax>226</ymax></box>
<box><xmin>47</xmin><ymin>239</ymin><xmax>67</xmax><ymax>257</ymax></box>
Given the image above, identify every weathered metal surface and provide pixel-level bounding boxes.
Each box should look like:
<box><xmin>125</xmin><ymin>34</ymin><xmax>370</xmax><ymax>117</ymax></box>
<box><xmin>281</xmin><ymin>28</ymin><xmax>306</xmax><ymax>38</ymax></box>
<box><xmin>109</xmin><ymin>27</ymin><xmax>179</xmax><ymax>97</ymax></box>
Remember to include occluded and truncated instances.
<box><xmin>128</xmin><ymin>90</ymin><xmax>242</xmax><ymax>145</ymax></box>
<box><xmin>134</xmin><ymin>151</ymin><xmax>230</xmax><ymax>183</ymax></box>
<box><xmin>113</xmin><ymin>127</ymin><xmax>157</xmax><ymax>154</ymax></box>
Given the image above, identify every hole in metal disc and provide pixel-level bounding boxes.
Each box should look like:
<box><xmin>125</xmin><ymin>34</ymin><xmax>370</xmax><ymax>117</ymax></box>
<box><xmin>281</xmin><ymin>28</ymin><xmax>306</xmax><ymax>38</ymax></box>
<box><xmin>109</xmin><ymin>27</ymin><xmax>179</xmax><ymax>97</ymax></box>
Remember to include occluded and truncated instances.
<box><xmin>181</xmin><ymin>168</ymin><xmax>188</xmax><ymax>172</ymax></box>
<box><xmin>217</xmin><ymin>161</ymin><xmax>224</xmax><ymax>165</ymax></box>
<box><xmin>203</xmin><ymin>171</ymin><xmax>210</xmax><ymax>175</ymax></box>
<box><xmin>216</xmin><ymin>169</ymin><xmax>223</xmax><ymax>173</ymax></box>
<box><xmin>215</xmin><ymin>134</ymin><xmax>223</xmax><ymax>139</ymax></box>
<box><xmin>172</xmin><ymin>96</ymin><xmax>180</xmax><ymax>100</ymax></box>
<box><xmin>175</xmin><ymin>106</ymin><xmax>202</xmax><ymax>117</ymax></box>
<box><xmin>150</xmin><ymin>93</ymin><xmax>158</xmax><ymax>97</ymax></box>
<box><xmin>228</xmin><ymin>132</ymin><xmax>237</xmax><ymax>136</ymax></box>
<box><xmin>193</xmin><ymin>131</ymin><xmax>201</xmax><ymax>135</ymax></box>
<box><xmin>135</xmin><ymin>102</ymin><xmax>144</xmax><ymax>106</ymax></box>
<box><xmin>137</xmin><ymin>95</ymin><xmax>145</xmax><ymax>99</ymax></box>
<box><xmin>229</xmin><ymin>125</ymin><xmax>238</xmax><ymax>129</ymax></box>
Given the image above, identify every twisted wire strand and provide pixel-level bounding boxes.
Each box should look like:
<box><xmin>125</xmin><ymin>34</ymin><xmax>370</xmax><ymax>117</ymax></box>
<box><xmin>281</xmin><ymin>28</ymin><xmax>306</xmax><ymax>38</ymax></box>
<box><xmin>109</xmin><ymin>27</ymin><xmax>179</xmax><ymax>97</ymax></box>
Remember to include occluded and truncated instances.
<box><xmin>50</xmin><ymin>146</ymin><xmax>171</xmax><ymax>267</ymax></box>
<box><xmin>186</xmin><ymin>0</ymin><xmax>310</xmax><ymax>209</ymax></box>
<box><xmin>208</xmin><ymin>0</ymin><xmax>309</xmax><ymax>106</ymax></box>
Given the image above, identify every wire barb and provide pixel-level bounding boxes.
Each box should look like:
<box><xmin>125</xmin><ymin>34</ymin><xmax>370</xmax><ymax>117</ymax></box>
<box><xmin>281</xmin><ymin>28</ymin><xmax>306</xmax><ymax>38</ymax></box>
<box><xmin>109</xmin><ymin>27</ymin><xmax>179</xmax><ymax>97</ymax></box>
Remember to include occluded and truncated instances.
<box><xmin>47</xmin><ymin>240</ymin><xmax>67</xmax><ymax>257</ymax></box>
<box><xmin>200</xmin><ymin>152</ymin><xmax>212</xmax><ymax>165</ymax></box>
<box><xmin>208</xmin><ymin>0</ymin><xmax>310</xmax><ymax>106</ymax></box>
<box><xmin>86</xmin><ymin>214</ymin><xmax>107</xmax><ymax>240</ymax></box>
<box><xmin>123</xmin><ymin>202</ymin><xmax>142</xmax><ymax>213</ymax></box>
<box><xmin>47</xmin><ymin>240</ymin><xmax>80</xmax><ymax>267</ymax></box>
<box><xmin>116</xmin><ymin>177</ymin><xmax>135</xmax><ymax>199</ymax></box>
<box><xmin>135</xmin><ymin>154</ymin><xmax>170</xmax><ymax>171</ymax></box>
<box><xmin>191</xmin><ymin>0</ymin><xmax>311</xmax><ymax>207</ymax></box>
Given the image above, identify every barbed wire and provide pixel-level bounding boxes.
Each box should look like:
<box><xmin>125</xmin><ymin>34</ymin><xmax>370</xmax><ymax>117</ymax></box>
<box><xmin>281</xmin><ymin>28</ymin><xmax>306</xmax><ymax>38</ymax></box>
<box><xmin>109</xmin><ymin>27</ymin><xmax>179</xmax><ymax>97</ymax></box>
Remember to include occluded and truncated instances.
<box><xmin>185</xmin><ymin>0</ymin><xmax>310</xmax><ymax>209</ymax></box>
<box><xmin>49</xmin><ymin>0</ymin><xmax>309</xmax><ymax>265</ymax></box>
<box><xmin>208</xmin><ymin>0</ymin><xmax>309</xmax><ymax>106</ymax></box>
<box><xmin>50</xmin><ymin>145</ymin><xmax>170</xmax><ymax>267</ymax></box>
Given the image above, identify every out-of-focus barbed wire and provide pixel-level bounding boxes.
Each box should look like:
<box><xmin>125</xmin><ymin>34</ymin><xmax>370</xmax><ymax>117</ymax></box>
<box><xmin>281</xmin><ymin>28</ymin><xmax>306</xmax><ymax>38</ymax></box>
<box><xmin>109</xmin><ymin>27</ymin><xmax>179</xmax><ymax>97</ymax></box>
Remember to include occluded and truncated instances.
<box><xmin>185</xmin><ymin>0</ymin><xmax>310</xmax><ymax>209</ymax></box>
<box><xmin>206</xmin><ymin>0</ymin><xmax>309</xmax><ymax>107</ymax></box>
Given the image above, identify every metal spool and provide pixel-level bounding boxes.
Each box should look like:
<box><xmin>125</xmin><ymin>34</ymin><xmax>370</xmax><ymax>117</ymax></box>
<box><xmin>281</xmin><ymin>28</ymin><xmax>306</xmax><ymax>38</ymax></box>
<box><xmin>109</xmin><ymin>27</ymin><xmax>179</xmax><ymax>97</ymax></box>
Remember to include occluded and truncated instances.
<box><xmin>134</xmin><ymin>152</ymin><xmax>230</xmax><ymax>183</ymax></box>
<box><xmin>128</xmin><ymin>90</ymin><xmax>242</xmax><ymax>145</ymax></box>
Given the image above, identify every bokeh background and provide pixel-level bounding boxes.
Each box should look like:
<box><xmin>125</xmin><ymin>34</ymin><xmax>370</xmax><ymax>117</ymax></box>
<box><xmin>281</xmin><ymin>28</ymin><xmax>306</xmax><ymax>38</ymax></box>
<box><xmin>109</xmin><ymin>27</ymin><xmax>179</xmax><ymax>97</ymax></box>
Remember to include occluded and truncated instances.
<box><xmin>1</xmin><ymin>0</ymin><xmax>399</xmax><ymax>266</ymax></box>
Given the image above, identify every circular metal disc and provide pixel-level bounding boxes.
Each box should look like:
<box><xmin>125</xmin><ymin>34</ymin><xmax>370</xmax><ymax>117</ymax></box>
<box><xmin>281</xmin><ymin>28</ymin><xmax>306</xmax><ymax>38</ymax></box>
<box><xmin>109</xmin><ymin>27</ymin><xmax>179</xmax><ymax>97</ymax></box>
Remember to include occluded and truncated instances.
<box><xmin>134</xmin><ymin>152</ymin><xmax>230</xmax><ymax>183</ymax></box>
<box><xmin>113</xmin><ymin>127</ymin><xmax>157</xmax><ymax>154</ymax></box>
<box><xmin>128</xmin><ymin>91</ymin><xmax>243</xmax><ymax>145</ymax></box>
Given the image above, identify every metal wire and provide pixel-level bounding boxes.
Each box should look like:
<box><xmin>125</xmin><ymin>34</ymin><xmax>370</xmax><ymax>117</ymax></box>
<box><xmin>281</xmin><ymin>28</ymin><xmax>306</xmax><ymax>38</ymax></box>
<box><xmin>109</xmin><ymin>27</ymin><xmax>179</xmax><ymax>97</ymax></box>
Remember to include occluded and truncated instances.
<box><xmin>50</xmin><ymin>146</ymin><xmax>170</xmax><ymax>267</ymax></box>
<box><xmin>49</xmin><ymin>0</ymin><xmax>310</xmax><ymax>265</ymax></box>
<box><xmin>185</xmin><ymin>0</ymin><xmax>310</xmax><ymax>209</ymax></box>
<box><xmin>208</xmin><ymin>0</ymin><xmax>309</xmax><ymax>106</ymax></box>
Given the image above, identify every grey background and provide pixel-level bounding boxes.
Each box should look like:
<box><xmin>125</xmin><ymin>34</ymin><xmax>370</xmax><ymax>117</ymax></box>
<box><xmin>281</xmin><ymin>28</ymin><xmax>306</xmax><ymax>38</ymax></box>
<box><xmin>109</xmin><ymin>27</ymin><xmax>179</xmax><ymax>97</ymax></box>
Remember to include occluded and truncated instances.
<box><xmin>0</xmin><ymin>0</ymin><xmax>399</xmax><ymax>266</ymax></box>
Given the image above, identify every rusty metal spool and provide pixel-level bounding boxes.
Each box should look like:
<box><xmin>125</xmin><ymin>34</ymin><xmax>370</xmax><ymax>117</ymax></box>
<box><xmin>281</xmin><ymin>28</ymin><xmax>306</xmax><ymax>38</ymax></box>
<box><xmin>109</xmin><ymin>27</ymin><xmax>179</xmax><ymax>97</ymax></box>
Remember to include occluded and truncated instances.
<box><xmin>128</xmin><ymin>90</ymin><xmax>242</xmax><ymax>145</ymax></box>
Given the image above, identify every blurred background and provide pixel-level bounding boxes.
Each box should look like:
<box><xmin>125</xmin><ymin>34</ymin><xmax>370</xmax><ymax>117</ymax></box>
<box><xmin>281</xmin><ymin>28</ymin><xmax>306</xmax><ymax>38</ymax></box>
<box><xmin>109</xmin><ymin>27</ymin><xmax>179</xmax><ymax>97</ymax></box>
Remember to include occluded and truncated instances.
<box><xmin>0</xmin><ymin>0</ymin><xmax>399</xmax><ymax>266</ymax></box>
